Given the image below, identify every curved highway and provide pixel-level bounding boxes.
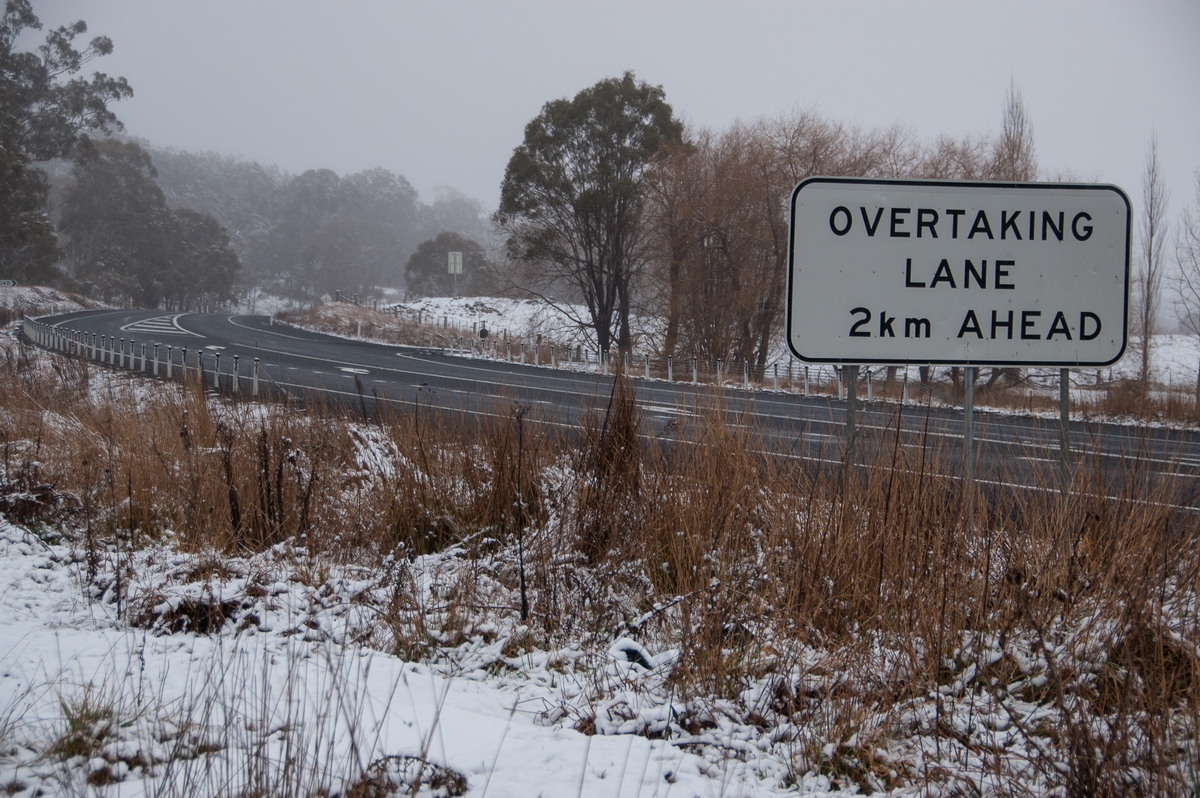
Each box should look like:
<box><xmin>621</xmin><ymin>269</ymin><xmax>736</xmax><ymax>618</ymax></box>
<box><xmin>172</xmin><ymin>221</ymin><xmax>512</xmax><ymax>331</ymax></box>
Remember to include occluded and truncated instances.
<box><xmin>24</xmin><ymin>309</ymin><xmax>1200</xmax><ymax>511</ymax></box>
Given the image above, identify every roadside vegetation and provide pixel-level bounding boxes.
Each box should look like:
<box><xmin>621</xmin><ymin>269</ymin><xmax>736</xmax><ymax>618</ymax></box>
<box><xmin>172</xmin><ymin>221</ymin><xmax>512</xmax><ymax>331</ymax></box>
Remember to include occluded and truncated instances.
<box><xmin>2</xmin><ymin>313</ymin><xmax>1198</xmax><ymax>795</ymax></box>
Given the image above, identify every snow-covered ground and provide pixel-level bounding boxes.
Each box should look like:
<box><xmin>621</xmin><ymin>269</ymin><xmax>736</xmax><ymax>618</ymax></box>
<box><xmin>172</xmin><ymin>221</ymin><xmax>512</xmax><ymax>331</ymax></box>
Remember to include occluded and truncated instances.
<box><xmin>0</xmin><ymin>521</ymin><xmax>796</xmax><ymax>797</ymax></box>
<box><xmin>383</xmin><ymin>295</ymin><xmax>616</xmax><ymax>354</ymax></box>
<box><xmin>3</xmin><ymin>404</ymin><xmax>1193</xmax><ymax>796</ymax></box>
<box><xmin>0</xmin><ymin>285</ymin><xmax>105</xmax><ymax>318</ymax></box>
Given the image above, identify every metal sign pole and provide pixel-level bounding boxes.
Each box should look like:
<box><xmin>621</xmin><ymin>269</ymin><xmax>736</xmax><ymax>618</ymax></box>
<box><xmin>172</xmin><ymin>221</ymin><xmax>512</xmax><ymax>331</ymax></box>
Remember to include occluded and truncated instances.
<box><xmin>448</xmin><ymin>251</ymin><xmax>463</xmax><ymax>298</ymax></box>
<box><xmin>964</xmin><ymin>367</ymin><xmax>976</xmax><ymax>485</ymax></box>
<box><xmin>845</xmin><ymin>365</ymin><xmax>859</xmax><ymax>467</ymax></box>
<box><xmin>1059</xmin><ymin>367</ymin><xmax>1071</xmax><ymax>493</ymax></box>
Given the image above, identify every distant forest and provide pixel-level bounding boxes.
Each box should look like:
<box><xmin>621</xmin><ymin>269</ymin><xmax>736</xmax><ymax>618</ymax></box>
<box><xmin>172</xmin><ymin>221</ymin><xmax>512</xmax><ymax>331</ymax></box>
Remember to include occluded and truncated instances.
<box><xmin>42</xmin><ymin>141</ymin><xmax>496</xmax><ymax>309</ymax></box>
<box><xmin>150</xmin><ymin>147</ymin><xmax>494</xmax><ymax>298</ymax></box>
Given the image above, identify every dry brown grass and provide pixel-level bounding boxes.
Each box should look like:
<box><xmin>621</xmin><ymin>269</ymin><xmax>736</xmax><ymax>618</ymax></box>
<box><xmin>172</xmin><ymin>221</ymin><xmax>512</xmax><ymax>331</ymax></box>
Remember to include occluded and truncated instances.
<box><xmin>4</xmin><ymin>332</ymin><xmax>1200</xmax><ymax>794</ymax></box>
<box><xmin>277</xmin><ymin>303</ymin><xmax>453</xmax><ymax>349</ymax></box>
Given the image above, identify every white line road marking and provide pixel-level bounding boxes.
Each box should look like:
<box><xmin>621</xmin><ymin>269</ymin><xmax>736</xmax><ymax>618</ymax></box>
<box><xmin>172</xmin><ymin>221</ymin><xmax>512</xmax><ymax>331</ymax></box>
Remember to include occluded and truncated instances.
<box><xmin>119</xmin><ymin>314</ymin><xmax>204</xmax><ymax>337</ymax></box>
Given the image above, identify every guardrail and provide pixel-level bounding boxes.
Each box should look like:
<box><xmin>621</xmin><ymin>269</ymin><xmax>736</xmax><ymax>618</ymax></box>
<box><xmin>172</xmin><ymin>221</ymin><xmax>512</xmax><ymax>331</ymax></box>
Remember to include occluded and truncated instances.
<box><xmin>20</xmin><ymin>317</ymin><xmax>265</xmax><ymax>397</ymax></box>
<box><xmin>423</xmin><ymin>329</ymin><xmax>962</xmax><ymax>406</ymax></box>
<box><xmin>20</xmin><ymin>314</ymin><xmax>961</xmax><ymax>409</ymax></box>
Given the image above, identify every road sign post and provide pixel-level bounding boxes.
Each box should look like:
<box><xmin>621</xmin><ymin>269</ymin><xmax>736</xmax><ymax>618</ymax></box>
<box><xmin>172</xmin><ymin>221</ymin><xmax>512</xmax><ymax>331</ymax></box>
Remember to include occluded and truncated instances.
<box><xmin>845</xmin><ymin>365</ymin><xmax>859</xmax><ymax>467</ymax></box>
<box><xmin>448</xmin><ymin>251</ymin><xmax>463</xmax><ymax>297</ymax></box>
<box><xmin>787</xmin><ymin>177</ymin><xmax>1131</xmax><ymax>487</ymax></box>
<box><xmin>1059</xmin><ymin>368</ymin><xmax>1071</xmax><ymax>491</ymax></box>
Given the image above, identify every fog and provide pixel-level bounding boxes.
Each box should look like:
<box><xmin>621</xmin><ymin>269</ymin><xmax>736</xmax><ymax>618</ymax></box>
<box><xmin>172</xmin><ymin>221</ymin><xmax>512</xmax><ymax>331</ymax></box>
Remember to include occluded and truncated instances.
<box><xmin>36</xmin><ymin>0</ymin><xmax>1200</xmax><ymax>218</ymax></box>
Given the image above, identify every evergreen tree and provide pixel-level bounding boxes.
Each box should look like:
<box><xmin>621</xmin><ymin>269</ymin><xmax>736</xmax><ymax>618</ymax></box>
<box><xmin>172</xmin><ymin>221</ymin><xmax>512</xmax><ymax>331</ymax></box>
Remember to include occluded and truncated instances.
<box><xmin>166</xmin><ymin>208</ymin><xmax>240</xmax><ymax>310</ymax></box>
<box><xmin>60</xmin><ymin>138</ymin><xmax>239</xmax><ymax>309</ymax></box>
<box><xmin>496</xmin><ymin>72</ymin><xmax>684</xmax><ymax>354</ymax></box>
<box><xmin>59</xmin><ymin>138</ymin><xmax>169</xmax><ymax>304</ymax></box>
<box><xmin>404</xmin><ymin>232</ymin><xmax>487</xmax><ymax>297</ymax></box>
<box><xmin>0</xmin><ymin>0</ymin><xmax>131</xmax><ymax>282</ymax></box>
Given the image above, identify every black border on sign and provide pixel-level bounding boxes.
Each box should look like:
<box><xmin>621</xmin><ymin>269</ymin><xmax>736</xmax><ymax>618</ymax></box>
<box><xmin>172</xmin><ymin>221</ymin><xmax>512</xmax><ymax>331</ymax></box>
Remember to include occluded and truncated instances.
<box><xmin>785</xmin><ymin>176</ymin><xmax>1133</xmax><ymax>367</ymax></box>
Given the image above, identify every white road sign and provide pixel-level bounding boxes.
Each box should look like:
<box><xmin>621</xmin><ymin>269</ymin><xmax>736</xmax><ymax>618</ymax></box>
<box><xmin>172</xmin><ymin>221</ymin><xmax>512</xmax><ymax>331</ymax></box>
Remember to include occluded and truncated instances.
<box><xmin>786</xmin><ymin>178</ymin><xmax>1131</xmax><ymax>366</ymax></box>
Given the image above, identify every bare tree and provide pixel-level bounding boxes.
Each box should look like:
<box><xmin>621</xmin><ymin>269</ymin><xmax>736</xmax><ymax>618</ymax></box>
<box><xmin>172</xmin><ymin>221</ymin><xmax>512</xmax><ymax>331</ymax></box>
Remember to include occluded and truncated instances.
<box><xmin>642</xmin><ymin>128</ymin><xmax>704</xmax><ymax>360</ymax></box>
<box><xmin>644</xmin><ymin>94</ymin><xmax>1050</xmax><ymax>385</ymax></box>
<box><xmin>988</xmin><ymin>80</ymin><xmax>1038</xmax><ymax>183</ymax></box>
<box><xmin>917</xmin><ymin>134</ymin><xmax>992</xmax><ymax>181</ymax></box>
<box><xmin>645</xmin><ymin>111</ymin><xmax>923</xmax><ymax>369</ymax></box>
<box><xmin>1135</xmin><ymin>133</ymin><xmax>1169</xmax><ymax>392</ymax></box>
<box><xmin>1172</xmin><ymin>169</ymin><xmax>1200</xmax><ymax>405</ymax></box>
<box><xmin>645</xmin><ymin>123</ymin><xmax>783</xmax><ymax>366</ymax></box>
<box><xmin>987</xmin><ymin>81</ymin><xmax>1038</xmax><ymax>387</ymax></box>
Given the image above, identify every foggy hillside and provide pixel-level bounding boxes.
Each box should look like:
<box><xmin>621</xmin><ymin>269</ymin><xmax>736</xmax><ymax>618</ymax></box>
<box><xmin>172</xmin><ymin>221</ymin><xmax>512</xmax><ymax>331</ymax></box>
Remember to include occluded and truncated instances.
<box><xmin>146</xmin><ymin>145</ymin><xmax>497</xmax><ymax>300</ymax></box>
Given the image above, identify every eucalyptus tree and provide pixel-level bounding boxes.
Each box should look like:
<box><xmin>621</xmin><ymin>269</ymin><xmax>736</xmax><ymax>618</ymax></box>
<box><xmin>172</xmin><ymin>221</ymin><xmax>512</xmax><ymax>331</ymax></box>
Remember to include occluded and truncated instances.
<box><xmin>60</xmin><ymin>138</ymin><xmax>239</xmax><ymax>309</ymax></box>
<box><xmin>166</xmin><ymin>208</ymin><xmax>240</xmax><ymax>310</ymax></box>
<box><xmin>0</xmin><ymin>0</ymin><xmax>131</xmax><ymax>282</ymax></box>
<box><xmin>404</xmin><ymin>231</ymin><xmax>487</xmax><ymax>298</ymax></box>
<box><xmin>59</xmin><ymin>138</ymin><xmax>170</xmax><ymax>304</ymax></box>
<box><xmin>496</xmin><ymin>72</ymin><xmax>684</xmax><ymax>355</ymax></box>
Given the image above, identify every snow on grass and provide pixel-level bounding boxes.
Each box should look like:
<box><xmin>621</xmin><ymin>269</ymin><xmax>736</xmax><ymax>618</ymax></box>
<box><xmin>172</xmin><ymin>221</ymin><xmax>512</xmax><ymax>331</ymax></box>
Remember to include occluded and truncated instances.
<box><xmin>5</xmin><ymin>499</ymin><xmax>1195</xmax><ymax>795</ymax></box>
<box><xmin>389</xmin><ymin>296</ymin><xmax>601</xmax><ymax>350</ymax></box>
<box><xmin>0</xmin><ymin>285</ymin><xmax>100</xmax><ymax>317</ymax></box>
<box><xmin>0</xmin><ymin>521</ymin><xmax>827</xmax><ymax>797</ymax></box>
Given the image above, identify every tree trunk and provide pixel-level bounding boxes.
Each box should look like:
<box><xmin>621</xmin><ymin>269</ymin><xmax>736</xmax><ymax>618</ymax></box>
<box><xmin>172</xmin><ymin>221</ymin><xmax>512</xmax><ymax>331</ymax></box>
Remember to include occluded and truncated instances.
<box><xmin>662</xmin><ymin>256</ymin><xmax>682</xmax><ymax>359</ymax></box>
<box><xmin>616</xmin><ymin>274</ymin><xmax>633</xmax><ymax>355</ymax></box>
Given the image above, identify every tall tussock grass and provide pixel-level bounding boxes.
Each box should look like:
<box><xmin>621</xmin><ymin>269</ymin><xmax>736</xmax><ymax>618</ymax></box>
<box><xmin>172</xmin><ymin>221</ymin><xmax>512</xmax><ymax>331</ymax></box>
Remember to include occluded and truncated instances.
<box><xmin>3</xmin><ymin>340</ymin><xmax>1199</xmax><ymax>794</ymax></box>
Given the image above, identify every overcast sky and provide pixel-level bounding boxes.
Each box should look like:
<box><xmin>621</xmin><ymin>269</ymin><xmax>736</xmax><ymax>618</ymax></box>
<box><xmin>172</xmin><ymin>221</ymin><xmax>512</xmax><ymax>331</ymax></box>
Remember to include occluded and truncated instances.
<box><xmin>37</xmin><ymin>0</ymin><xmax>1200</xmax><ymax>222</ymax></box>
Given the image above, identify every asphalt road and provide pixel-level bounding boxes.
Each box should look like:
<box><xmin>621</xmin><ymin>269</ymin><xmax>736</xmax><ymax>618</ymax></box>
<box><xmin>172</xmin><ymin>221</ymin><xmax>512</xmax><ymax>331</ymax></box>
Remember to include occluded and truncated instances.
<box><xmin>26</xmin><ymin>309</ymin><xmax>1200</xmax><ymax>512</ymax></box>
